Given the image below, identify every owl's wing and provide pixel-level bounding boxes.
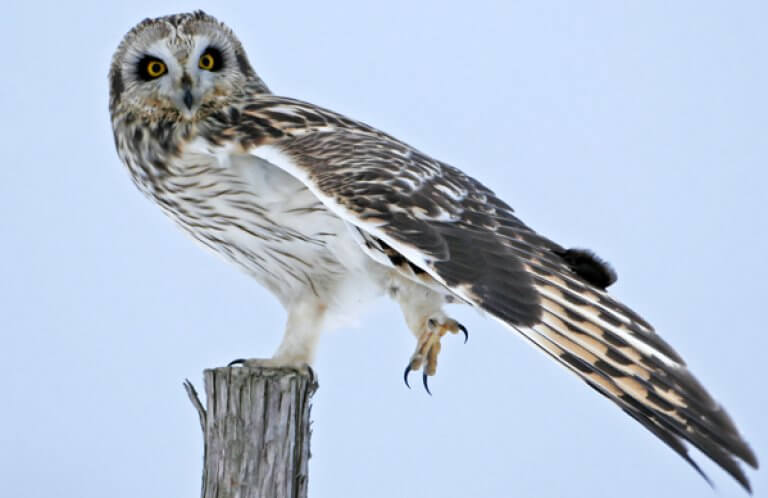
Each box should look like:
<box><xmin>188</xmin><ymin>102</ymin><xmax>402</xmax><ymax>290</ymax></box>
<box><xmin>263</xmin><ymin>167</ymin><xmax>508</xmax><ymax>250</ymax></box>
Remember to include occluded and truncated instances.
<box><xmin>209</xmin><ymin>96</ymin><xmax>757</xmax><ymax>490</ymax></box>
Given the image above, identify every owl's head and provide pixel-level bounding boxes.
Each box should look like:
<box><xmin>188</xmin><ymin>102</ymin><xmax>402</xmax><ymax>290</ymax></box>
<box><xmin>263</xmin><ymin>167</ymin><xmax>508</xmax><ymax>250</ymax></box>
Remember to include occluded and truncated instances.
<box><xmin>109</xmin><ymin>11</ymin><xmax>269</xmax><ymax>119</ymax></box>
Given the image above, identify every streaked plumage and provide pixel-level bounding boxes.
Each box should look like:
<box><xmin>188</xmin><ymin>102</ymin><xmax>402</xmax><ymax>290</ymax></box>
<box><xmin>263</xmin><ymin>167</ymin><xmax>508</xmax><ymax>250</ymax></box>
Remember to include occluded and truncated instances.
<box><xmin>109</xmin><ymin>11</ymin><xmax>758</xmax><ymax>491</ymax></box>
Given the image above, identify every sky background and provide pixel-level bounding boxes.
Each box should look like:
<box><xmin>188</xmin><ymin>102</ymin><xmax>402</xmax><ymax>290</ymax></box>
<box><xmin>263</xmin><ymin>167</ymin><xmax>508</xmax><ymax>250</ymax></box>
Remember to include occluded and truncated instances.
<box><xmin>1</xmin><ymin>1</ymin><xmax>766</xmax><ymax>497</ymax></box>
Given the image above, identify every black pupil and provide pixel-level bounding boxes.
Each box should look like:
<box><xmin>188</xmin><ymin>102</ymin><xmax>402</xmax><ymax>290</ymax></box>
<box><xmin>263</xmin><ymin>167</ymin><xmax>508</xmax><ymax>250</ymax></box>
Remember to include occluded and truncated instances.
<box><xmin>201</xmin><ymin>47</ymin><xmax>223</xmax><ymax>71</ymax></box>
<box><xmin>137</xmin><ymin>56</ymin><xmax>164</xmax><ymax>80</ymax></box>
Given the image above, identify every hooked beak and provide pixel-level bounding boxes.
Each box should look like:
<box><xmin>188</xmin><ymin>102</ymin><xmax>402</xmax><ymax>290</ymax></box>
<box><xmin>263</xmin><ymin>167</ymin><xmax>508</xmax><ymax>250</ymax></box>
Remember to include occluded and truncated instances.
<box><xmin>179</xmin><ymin>73</ymin><xmax>197</xmax><ymax>114</ymax></box>
<box><xmin>183</xmin><ymin>89</ymin><xmax>195</xmax><ymax>110</ymax></box>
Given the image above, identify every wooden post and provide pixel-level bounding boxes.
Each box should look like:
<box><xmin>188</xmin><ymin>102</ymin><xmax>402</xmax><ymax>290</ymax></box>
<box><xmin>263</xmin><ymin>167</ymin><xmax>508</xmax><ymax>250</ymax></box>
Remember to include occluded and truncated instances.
<box><xmin>184</xmin><ymin>367</ymin><xmax>318</xmax><ymax>498</ymax></box>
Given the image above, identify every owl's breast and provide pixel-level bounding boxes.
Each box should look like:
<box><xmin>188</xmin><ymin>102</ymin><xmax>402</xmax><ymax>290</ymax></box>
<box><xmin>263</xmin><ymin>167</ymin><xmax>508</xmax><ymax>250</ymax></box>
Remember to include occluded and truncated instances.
<box><xmin>139</xmin><ymin>139</ymin><xmax>373</xmax><ymax>301</ymax></box>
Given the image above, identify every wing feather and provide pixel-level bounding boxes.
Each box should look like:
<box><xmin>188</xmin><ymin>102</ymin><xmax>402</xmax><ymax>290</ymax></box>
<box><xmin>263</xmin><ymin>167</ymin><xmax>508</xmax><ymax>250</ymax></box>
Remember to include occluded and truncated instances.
<box><xmin>202</xmin><ymin>95</ymin><xmax>758</xmax><ymax>490</ymax></box>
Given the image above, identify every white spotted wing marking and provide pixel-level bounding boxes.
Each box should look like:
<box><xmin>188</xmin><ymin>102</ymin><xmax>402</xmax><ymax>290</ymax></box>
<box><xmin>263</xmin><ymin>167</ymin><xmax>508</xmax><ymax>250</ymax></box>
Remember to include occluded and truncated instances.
<box><xmin>238</xmin><ymin>117</ymin><xmax>756</xmax><ymax>491</ymax></box>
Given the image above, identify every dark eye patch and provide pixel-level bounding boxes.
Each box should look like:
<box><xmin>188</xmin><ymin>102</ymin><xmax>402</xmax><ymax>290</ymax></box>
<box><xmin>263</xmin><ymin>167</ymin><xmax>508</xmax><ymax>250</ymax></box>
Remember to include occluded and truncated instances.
<box><xmin>200</xmin><ymin>46</ymin><xmax>224</xmax><ymax>71</ymax></box>
<box><xmin>137</xmin><ymin>55</ymin><xmax>166</xmax><ymax>81</ymax></box>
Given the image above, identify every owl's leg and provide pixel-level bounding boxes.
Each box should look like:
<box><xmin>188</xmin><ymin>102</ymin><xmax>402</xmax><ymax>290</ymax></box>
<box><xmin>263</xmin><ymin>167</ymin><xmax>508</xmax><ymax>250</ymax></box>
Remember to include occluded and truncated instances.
<box><xmin>229</xmin><ymin>297</ymin><xmax>326</xmax><ymax>375</ymax></box>
<box><xmin>389</xmin><ymin>275</ymin><xmax>468</xmax><ymax>394</ymax></box>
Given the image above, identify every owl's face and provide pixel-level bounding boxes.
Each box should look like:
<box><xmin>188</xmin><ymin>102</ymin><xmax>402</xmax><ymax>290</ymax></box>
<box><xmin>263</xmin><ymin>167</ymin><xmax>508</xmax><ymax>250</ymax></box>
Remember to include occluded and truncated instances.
<box><xmin>109</xmin><ymin>12</ymin><xmax>266</xmax><ymax>120</ymax></box>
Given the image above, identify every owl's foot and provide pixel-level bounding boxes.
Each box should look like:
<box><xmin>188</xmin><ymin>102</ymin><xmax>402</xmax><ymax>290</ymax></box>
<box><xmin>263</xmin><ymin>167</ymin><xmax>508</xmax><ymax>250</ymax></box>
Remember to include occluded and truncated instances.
<box><xmin>403</xmin><ymin>315</ymin><xmax>468</xmax><ymax>394</ymax></box>
<box><xmin>228</xmin><ymin>357</ymin><xmax>315</xmax><ymax>382</ymax></box>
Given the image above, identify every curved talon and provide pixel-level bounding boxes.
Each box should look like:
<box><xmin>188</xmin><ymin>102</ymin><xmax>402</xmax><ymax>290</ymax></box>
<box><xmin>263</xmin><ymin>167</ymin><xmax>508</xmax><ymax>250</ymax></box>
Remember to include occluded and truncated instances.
<box><xmin>403</xmin><ymin>364</ymin><xmax>412</xmax><ymax>389</ymax></box>
<box><xmin>423</xmin><ymin>372</ymin><xmax>432</xmax><ymax>395</ymax></box>
<box><xmin>458</xmin><ymin>323</ymin><xmax>469</xmax><ymax>343</ymax></box>
<box><xmin>228</xmin><ymin>358</ymin><xmax>246</xmax><ymax>367</ymax></box>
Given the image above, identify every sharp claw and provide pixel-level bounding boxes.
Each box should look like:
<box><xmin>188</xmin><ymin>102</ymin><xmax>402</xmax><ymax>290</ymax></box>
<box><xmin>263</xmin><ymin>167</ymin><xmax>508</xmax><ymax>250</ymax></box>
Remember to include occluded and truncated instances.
<box><xmin>422</xmin><ymin>372</ymin><xmax>432</xmax><ymax>395</ymax></box>
<box><xmin>403</xmin><ymin>364</ymin><xmax>412</xmax><ymax>389</ymax></box>
<box><xmin>228</xmin><ymin>358</ymin><xmax>246</xmax><ymax>367</ymax></box>
<box><xmin>458</xmin><ymin>323</ymin><xmax>469</xmax><ymax>343</ymax></box>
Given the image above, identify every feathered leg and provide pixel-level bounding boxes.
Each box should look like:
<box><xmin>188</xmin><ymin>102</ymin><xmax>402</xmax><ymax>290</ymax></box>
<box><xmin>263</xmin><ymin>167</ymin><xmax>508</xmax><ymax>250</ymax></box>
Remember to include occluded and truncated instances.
<box><xmin>388</xmin><ymin>275</ymin><xmax>467</xmax><ymax>393</ymax></box>
<box><xmin>230</xmin><ymin>295</ymin><xmax>326</xmax><ymax>372</ymax></box>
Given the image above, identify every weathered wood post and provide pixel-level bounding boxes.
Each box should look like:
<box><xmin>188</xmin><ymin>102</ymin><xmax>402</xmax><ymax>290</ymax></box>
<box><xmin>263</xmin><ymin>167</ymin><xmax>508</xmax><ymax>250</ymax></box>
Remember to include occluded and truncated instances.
<box><xmin>184</xmin><ymin>367</ymin><xmax>318</xmax><ymax>498</ymax></box>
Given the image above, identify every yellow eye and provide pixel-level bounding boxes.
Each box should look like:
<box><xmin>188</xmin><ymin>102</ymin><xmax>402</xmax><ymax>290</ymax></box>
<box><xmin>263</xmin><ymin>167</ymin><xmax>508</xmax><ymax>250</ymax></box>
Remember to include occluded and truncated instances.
<box><xmin>146</xmin><ymin>60</ymin><xmax>166</xmax><ymax>77</ymax></box>
<box><xmin>138</xmin><ymin>57</ymin><xmax>167</xmax><ymax>80</ymax></box>
<box><xmin>198</xmin><ymin>47</ymin><xmax>223</xmax><ymax>71</ymax></box>
<box><xmin>199</xmin><ymin>53</ymin><xmax>215</xmax><ymax>70</ymax></box>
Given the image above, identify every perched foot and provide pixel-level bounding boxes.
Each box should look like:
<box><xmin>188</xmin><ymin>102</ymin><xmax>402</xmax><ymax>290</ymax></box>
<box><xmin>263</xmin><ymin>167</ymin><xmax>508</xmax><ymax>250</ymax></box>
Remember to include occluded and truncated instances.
<box><xmin>403</xmin><ymin>316</ymin><xmax>468</xmax><ymax>394</ymax></box>
<box><xmin>228</xmin><ymin>357</ymin><xmax>315</xmax><ymax>382</ymax></box>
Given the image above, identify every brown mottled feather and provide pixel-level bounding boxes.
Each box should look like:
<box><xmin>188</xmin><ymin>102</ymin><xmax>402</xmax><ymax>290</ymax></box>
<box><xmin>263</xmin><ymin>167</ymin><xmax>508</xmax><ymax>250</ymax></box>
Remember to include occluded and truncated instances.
<box><xmin>205</xmin><ymin>95</ymin><xmax>758</xmax><ymax>490</ymax></box>
<box><xmin>109</xmin><ymin>11</ymin><xmax>756</xmax><ymax>491</ymax></box>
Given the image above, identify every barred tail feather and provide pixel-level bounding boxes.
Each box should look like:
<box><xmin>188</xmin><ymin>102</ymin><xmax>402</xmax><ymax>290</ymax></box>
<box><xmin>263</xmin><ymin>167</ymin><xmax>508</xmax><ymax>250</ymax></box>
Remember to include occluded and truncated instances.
<box><xmin>229</xmin><ymin>98</ymin><xmax>759</xmax><ymax>492</ymax></box>
<box><xmin>487</xmin><ymin>287</ymin><xmax>758</xmax><ymax>492</ymax></box>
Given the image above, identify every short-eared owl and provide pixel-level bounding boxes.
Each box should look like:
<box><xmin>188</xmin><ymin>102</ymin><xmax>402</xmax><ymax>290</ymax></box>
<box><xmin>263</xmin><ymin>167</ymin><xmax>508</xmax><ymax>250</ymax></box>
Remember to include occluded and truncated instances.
<box><xmin>109</xmin><ymin>11</ymin><xmax>756</xmax><ymax>490</ymax></box>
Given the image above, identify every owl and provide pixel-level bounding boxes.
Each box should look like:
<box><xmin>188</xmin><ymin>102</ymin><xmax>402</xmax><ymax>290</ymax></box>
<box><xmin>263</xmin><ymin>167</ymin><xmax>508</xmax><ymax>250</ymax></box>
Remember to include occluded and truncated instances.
<box><xmin>109</xmin><ymin>11</ymin><xmax>756</xmax><ymax>490</ymax></box>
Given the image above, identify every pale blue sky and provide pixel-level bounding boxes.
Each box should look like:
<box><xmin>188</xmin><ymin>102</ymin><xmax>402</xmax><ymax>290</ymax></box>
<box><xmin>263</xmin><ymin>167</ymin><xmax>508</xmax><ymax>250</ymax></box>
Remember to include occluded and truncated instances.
<box><xmin>1</xmin><ymin>1</ymin><xmax>766</xmax><ymax>497</ymax></box>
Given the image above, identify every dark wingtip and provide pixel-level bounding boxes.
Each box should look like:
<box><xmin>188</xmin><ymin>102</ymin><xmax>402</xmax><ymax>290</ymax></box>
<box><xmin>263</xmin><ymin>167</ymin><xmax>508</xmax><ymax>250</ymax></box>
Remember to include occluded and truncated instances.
<box><xmin>554</xmin><ymin>248</ymin><xmax>618</xmax><ymax>290</ymax></box>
